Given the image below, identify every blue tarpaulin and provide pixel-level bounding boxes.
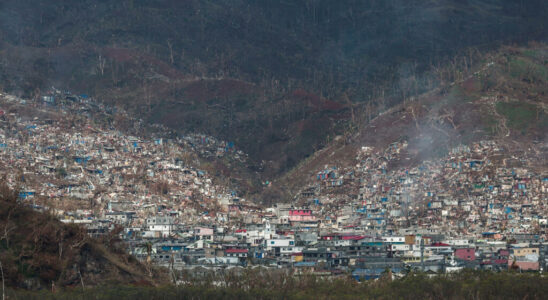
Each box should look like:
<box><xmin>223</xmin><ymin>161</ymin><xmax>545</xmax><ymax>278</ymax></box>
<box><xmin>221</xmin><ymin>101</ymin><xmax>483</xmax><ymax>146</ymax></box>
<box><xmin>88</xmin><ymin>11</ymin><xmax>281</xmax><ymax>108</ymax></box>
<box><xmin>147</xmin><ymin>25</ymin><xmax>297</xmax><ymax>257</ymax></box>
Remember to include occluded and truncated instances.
<box><xmin>74</xmin><ymin>156</ymin><xmax>90</xmax><ymax>164</ymax></box>
<box><xmin>18</xmin><ymin>191</ymin><xmax>35</xmax><ymax>199</ymax></box>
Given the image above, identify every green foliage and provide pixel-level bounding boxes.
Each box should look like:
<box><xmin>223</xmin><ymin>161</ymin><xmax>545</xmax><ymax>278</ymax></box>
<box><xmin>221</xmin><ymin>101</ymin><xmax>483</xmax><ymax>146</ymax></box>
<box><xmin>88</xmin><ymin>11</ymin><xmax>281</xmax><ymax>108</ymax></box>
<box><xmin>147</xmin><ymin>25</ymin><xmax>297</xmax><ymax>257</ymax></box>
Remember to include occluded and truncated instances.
<box><xmin>0</xmin><ymin>184</ymin><xmax>160</xmax><ymax>289</ymax></box>
<box><xmin>522</xmin><ymin>49</ymin><xmax>541</xmax><ymax>60</ymax></box>
<box><xmin>55</xmin><ymin>167</ymin><xmax>67</xmax><ymax>178</ymax></box>
<box><xmin>495</xmin><ymin>102</ymin><xmax>539</xmax><ymax>131</ymax></box>
<box><xmin>7</xmin><ymin>270</ymin><xmax>548</xmax><ymax>300</ymax></box>
<box><xmin>482</xmin><ymin>114</ymin><xmax>498</xmax><ymax>136</ymax></box>
<box><xmin>444</xmin><ymin>86</ymin><xmax>472</xmax><ymax>105</ymax></box>
<box><xmin>508</xmin><ymin>58</ymin><xmax>548</xmax><ymax>83</ymax></box>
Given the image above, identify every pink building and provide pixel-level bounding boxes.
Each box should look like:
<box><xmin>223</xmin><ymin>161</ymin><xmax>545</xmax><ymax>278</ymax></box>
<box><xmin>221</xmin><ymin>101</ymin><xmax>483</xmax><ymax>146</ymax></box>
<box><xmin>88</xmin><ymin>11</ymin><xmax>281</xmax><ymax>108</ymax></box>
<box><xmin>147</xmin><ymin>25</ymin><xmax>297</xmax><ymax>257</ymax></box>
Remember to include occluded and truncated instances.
<box><xmin>454</xmin><ymin>248</ymin><xmax>476</xmax><ymax>261</ymax></box>
<box><xmin>288</xmin><ymin>209</ymin><xmax>316</xmax><ymax>222</ymax></box>
<box><xmin>342</xmin><ymin>235</ymin><xmax>366</xmax><ymax>241</ymax></box>
<box><xmin>509</xmin><ymin>261</ymin><xmax>539</xmax><ymax>271</ymax></box>
<box><xmin>289</xmin><ymin>209</ymin><xmax>312</xmax><ymax>216</ymax></box>
<box><xmin>194</xmin><ymin>227</ymin><xmax>214</xmax><ymax>240</ymax></box>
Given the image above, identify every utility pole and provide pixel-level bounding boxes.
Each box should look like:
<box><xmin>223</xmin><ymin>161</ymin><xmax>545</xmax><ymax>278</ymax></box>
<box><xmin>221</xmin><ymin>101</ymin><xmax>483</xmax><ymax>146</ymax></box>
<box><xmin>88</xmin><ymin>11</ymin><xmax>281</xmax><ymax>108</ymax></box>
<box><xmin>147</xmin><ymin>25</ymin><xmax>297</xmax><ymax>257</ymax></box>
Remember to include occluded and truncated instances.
<box><xmin>420</xmin><ymin>237</ymin><xmax>425</xmax><ymax>272</ymax></box>
<box><xmin>540</xmin><ymin>245</ymin><xmax>546</xmax><ymax>273</ymax></box>
<box><xmin>0</xmin><ymin>259</ymin><xmax>4</xmax><ymax>300</ymax></box>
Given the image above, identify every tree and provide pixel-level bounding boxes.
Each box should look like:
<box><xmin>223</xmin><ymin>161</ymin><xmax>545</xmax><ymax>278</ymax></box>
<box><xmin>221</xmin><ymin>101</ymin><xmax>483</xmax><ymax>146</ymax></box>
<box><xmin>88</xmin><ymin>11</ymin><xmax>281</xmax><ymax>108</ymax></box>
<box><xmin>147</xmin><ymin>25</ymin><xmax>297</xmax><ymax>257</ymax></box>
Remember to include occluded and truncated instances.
<box><xmin>0</xmin><ymin>259</ymin><xmax>4</xmax><ymax>300</ymax></box>
<box><xmin>97</xmin><ymin>55</ymin><xmax>106</xmax><ymax>76</ymax></box>
<box><xmin>167</xmin><ymin>40</ymin><xmax>175</xmax><ymax>65</ymax></box>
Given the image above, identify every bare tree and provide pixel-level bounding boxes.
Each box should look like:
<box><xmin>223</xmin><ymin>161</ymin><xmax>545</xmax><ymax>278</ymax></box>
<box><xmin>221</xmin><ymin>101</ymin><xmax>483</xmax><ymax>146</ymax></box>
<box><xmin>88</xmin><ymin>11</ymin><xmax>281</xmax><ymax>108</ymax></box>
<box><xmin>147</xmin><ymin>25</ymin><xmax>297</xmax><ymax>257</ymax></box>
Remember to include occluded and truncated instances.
<box><xmin>167</xmin><ymin>40</ymin><xmax>175</xmax><ymax>65</ymax></box>
<box><xmin>409</xmin><ymin>104</ymin><xmax>420</xmax><ymax>131</ymax></box>
<box><xmin>0</xmin><ymin>259</ymin><xmax>4</xmax><ymax>300</ymax></box>
<box><xmin>97</xmin><ymin>55</ymin><xmax>106</xmax><ymax>76</ymax></box>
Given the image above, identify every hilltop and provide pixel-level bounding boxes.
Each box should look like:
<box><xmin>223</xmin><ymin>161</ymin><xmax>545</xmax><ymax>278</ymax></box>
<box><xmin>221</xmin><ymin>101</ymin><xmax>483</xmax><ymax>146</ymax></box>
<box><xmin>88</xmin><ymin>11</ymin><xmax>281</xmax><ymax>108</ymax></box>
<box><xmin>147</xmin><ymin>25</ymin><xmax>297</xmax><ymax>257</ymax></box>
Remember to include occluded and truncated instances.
<box><xmin>0</xmin><ymin>0</ymin><xmax>546</xmax><ymax>179</ymax></box>
<box><xmin>276</xmin><ymin>44</ymin><xmax>547</xmax><ymax>200</ymax></box>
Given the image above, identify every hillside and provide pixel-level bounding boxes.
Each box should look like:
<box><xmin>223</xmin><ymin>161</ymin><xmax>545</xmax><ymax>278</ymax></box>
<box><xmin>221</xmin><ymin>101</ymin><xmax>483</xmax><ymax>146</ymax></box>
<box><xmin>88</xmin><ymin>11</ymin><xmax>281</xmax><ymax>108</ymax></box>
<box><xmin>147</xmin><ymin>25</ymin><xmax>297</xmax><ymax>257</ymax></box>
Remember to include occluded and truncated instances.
<box><xmin>0</xmin><ymin>1</ymin><xmax>548</xmax><ymax>295</ymax></box>
<box><xmin>0</xmin><ymin>0</ymin><xmax>546</xmax><ymax>179</ymax></box>
<box><xmin>0</xmin><ymin>185</ymin><xmax>168</xmax><ymax>289</ymax></box>
<box><xmin>275</xmin><ymin>44</ymin><xmax>547</xmax><ymax>201</ymax></box>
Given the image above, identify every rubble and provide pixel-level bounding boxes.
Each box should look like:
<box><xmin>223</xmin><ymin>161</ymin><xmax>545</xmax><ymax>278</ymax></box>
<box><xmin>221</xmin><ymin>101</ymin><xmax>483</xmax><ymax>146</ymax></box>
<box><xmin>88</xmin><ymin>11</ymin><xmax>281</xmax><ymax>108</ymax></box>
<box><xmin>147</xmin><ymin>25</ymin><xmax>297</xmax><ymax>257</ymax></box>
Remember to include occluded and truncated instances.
<box><xmin>1</xmin><ymin>89</ymin><xmax>547</xmax><ymax>278</ymax></box>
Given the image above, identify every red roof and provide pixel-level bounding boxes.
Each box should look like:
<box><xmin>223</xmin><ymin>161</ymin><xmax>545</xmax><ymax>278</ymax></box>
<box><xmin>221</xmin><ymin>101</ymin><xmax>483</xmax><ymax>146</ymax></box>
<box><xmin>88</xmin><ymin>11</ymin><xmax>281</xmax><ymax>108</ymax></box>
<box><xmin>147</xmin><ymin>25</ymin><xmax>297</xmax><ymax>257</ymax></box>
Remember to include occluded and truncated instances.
<box><xmin>342</xmin><ymin>235</ymin><xmax>366</xmax><ymax>240</ymax></box>
<box><xmin>235</xmin><ymin>229</ymin><xmax>247</xmax><ymax>233</ymax></box>
<box><xmin>494</xmin><ymin>259</ymin><xmax>508</xmax><ymax>264</ymax></box>
<box><xmin>225</xmin><ymin>248</ymin><xmax>248</xmax><ymax>254</ymax></box>
<box><xmin>431</xmin><ymin>242</ymin><xmax>450</xmax><ymax>246</ymax></box>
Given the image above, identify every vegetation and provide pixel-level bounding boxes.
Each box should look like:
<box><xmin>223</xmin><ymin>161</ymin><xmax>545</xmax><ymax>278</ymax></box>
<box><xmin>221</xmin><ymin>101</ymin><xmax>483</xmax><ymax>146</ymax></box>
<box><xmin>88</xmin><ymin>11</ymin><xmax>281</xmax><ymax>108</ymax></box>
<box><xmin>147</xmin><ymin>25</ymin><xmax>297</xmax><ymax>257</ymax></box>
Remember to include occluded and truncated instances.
<box><xmin>0</xmin><ymin>184</ymin><xmax>166</xmax><ymax>290</ymax></box>
<box><xmin>1</xmin><ymin>185</ymin><xmax>548</xmax><ymax>298</ymax></box>
<box><xmin>276</xmin><ymin>43</ymin><xmax>547</xmax><ymax>199</ymax></box>
<box><xmin>5</xmin><ymin>270</ymin><xmax>548</xmax><ymax>299</ymax></box>
<box><xmin>495</xmin><ymin>102</ymin><xmax>539</xmax><ymax>131</ymax></box>
<box><xmin>508</xmin><ymin>58</ymin><xmax>548</xmax><ymax>83</ymax></box>
<box><xmin>0</xmin><ymin>0</ymin><xmax>546</xmax><ymax>182</ymax></box>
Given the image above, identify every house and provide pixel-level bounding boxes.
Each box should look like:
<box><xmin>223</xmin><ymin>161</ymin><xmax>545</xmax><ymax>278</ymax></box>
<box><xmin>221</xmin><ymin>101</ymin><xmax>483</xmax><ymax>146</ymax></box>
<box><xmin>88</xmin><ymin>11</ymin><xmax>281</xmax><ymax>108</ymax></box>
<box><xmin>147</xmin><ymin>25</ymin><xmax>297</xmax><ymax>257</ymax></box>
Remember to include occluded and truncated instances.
<box><xmin>224</xmin><ymin>248</ymin><xmax>249</xmax><ymax>258</ymax></box>
<box><xmin>512</xmin><ymin>247</ymin><xmax>539</xmax><ymax>257</ymax></box>
<box><xmin>509</xmin><ymin>260</ymin><xmax>539</xmax><ymax>271</ymax></box>
<box><xmin>302</xmin><ymin>247</ymin><xmax>334</xmax><ymax>264</ymax></box>
<box><xmin>265</xmin><ymin>238</ymin><xmax>296</xmax><ymax>256</ymax></box>
<box><xmin>301</xmin><ymin>186</ymin><xmax>317</xmax><ymax>198</ymax></box>
<box><xmin>454</xmin><ymin>248</ymin><xmax>476</xmax><ymax>261</ymax></box>
<box><xmin>42</xmin><ymin>95</ymin><xmax>55</xmax><ymax>104</ymax></box>
<box><xmin>289</xmin><ymin>209</ymin><xmax>316</xmax><ymax>222</ymax></box>
<box><xmin>194</xmin><ymin>227</ymin><xmax>214</xmax><ymax>241</ymax></box>
<box><xmin>105</xmin><ymin>211</ymin><xmax>135</xmax><ymax>225</ymax></box>
<box><xmin>317</xmin><ymin>168</ymin><xmax>338</xmax><ymax>181</ymax></box>
<box><xmin>146</xmin><ymin>216</ymin><xmax>175</xmax><ymax>238</ymax></box>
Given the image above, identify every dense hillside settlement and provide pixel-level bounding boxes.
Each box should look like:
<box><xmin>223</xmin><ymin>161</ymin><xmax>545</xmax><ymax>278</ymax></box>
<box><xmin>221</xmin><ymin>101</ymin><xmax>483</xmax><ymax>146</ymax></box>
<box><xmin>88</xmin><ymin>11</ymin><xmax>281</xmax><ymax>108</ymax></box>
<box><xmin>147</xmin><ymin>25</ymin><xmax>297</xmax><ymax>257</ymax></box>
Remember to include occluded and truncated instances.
<box><xmin>0</xmin><ymin>1</ymin><xmax>548</xmax><ymax>298</ymax></box>
<box><xmin>0</xmin><ymin>87</ymin><xmax>546</xmax><ymax>281</ymax></box>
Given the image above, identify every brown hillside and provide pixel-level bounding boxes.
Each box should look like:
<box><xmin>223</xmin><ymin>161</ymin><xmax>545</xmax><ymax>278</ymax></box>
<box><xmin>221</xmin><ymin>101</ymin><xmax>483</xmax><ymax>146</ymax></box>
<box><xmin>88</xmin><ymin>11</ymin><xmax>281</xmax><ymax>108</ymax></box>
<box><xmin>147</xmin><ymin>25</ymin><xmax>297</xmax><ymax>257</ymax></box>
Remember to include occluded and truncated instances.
<box><xmin>0</xmin><ymin>184</ymin><xmax>167</xmax><ymax>290</ymax></box>
<box><xmin>273</xmin><ymin>44</ymin><xmax>548</xmax><ymax>200</ymax></box>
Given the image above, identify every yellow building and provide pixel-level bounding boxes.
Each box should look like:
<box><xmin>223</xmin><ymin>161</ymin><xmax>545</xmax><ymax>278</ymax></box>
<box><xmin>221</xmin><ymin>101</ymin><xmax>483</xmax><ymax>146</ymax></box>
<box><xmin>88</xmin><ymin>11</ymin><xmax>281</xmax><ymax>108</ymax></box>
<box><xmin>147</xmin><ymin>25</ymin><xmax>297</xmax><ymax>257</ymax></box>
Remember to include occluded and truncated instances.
<box><xmin>513</xmin><ymin>247</ymin><xmax>538</xmax><ymax>256</ymax></box>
